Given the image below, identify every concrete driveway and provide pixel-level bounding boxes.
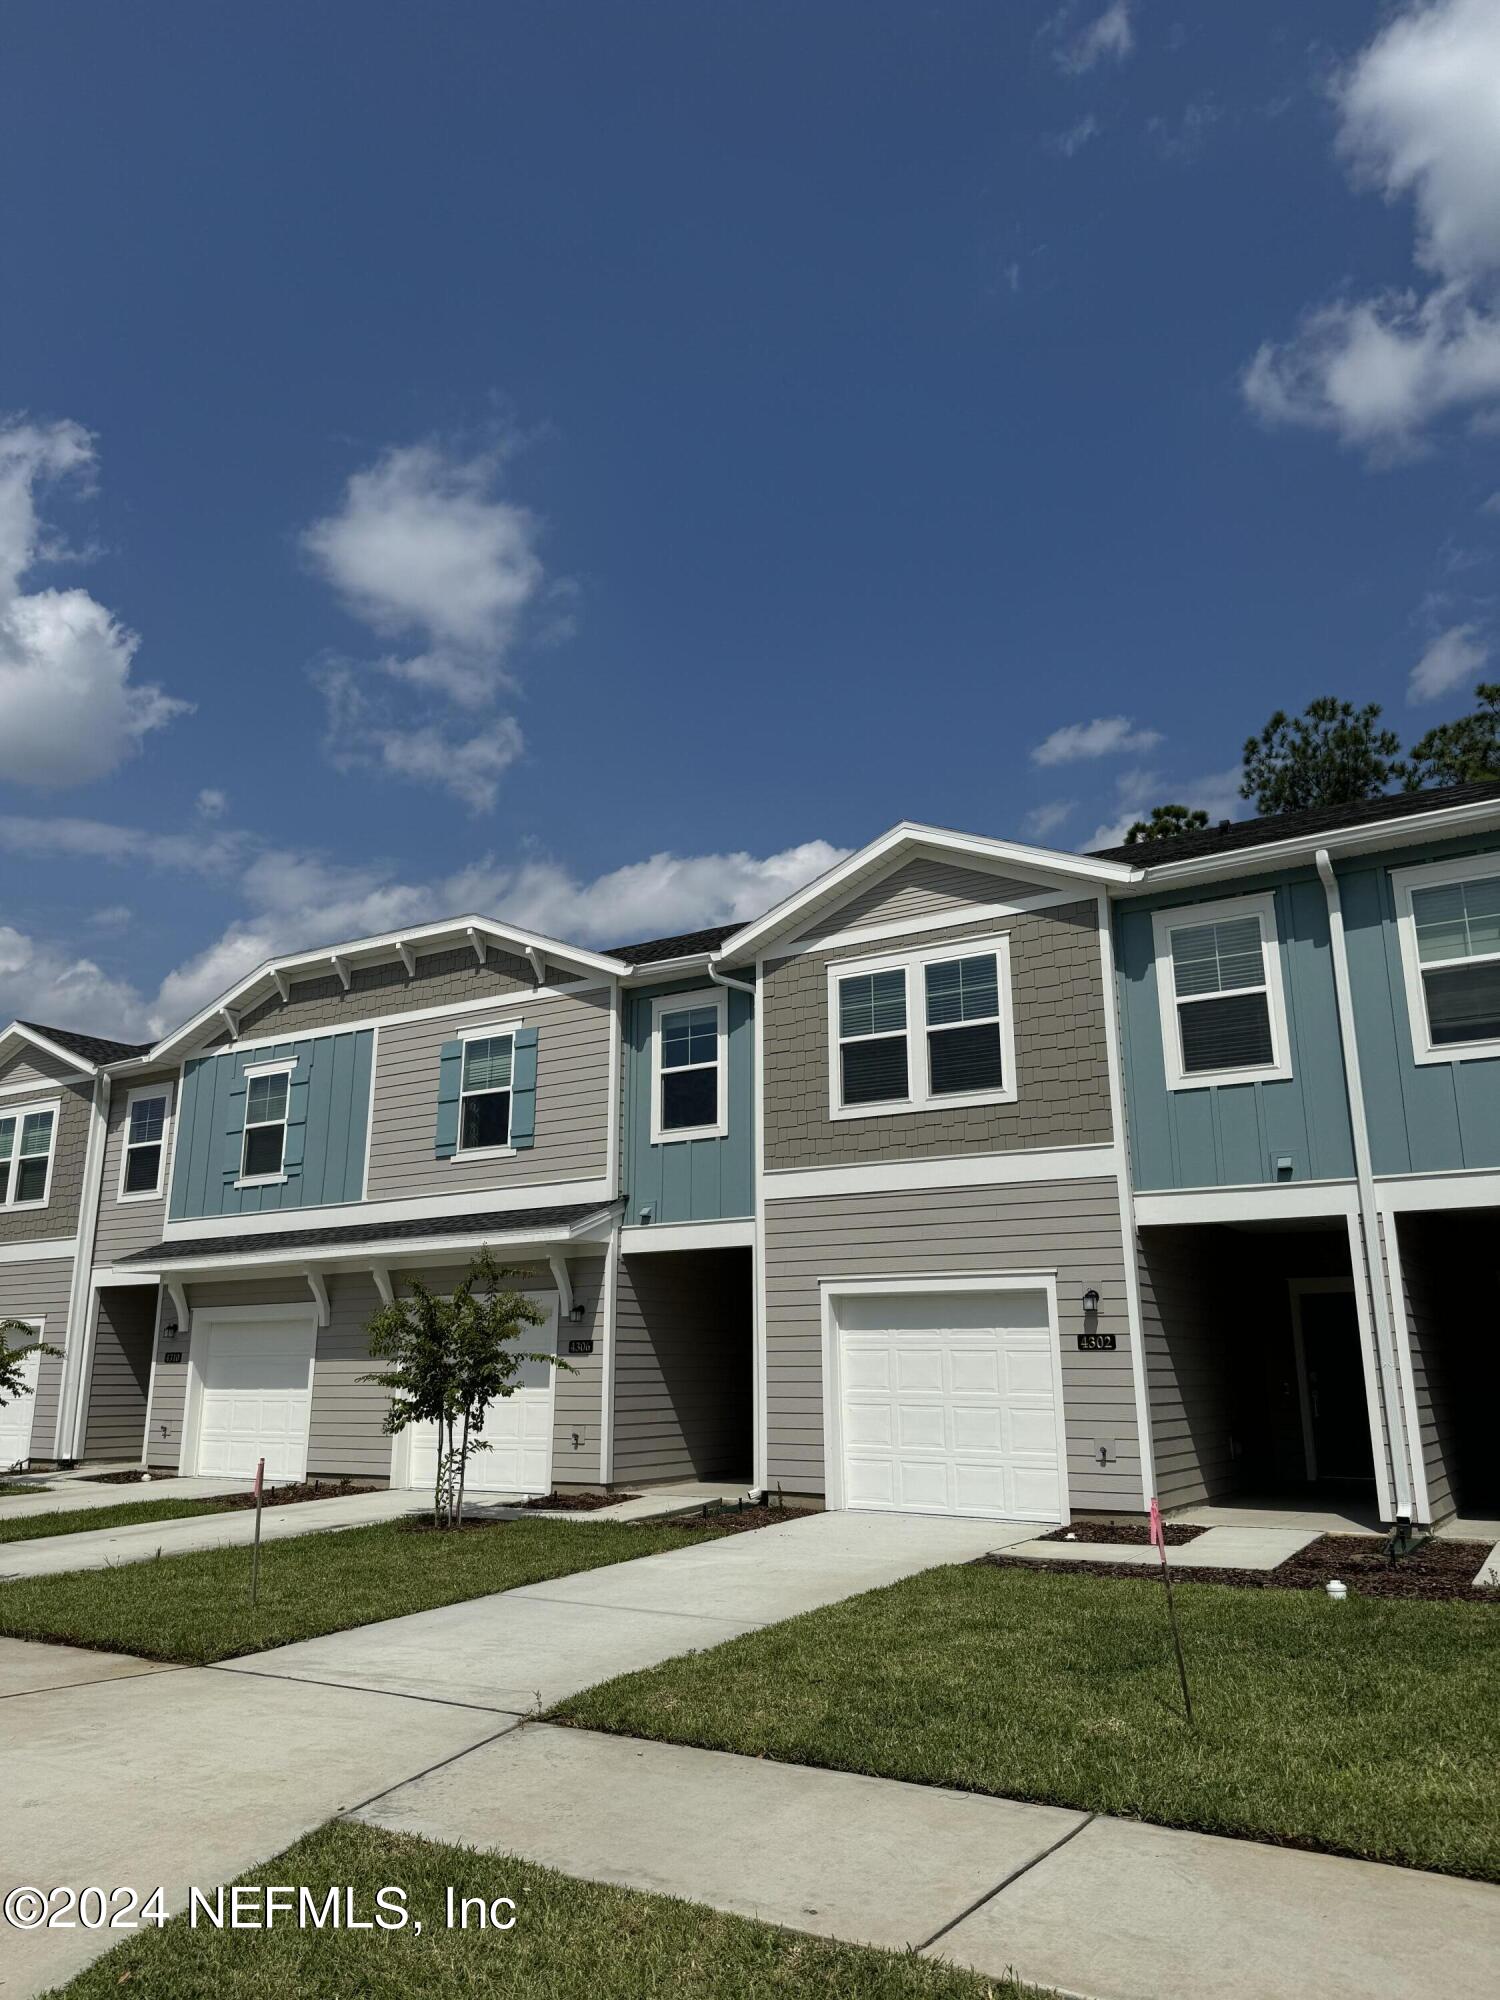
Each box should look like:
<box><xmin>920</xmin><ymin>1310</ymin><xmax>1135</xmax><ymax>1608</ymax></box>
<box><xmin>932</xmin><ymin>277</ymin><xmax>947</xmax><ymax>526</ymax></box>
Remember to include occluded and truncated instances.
<box><xmin>218</xmin><ymin>1508</ymin><xmax>1026</xmax><ymax>1710</ymax></box>
<box><xmin>1</xmin><ymin>1510</ymin><xmax>1022</xmax><ymax>1997</ymax></box>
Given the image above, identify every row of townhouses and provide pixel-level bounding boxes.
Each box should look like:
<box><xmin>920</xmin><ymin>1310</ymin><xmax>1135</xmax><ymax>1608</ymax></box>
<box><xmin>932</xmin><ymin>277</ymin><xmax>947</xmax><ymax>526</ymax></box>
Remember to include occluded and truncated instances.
<box><xmin>3</xmin><ymin>779</ymin><xmax>1497</xmax><ymax>1529</ymax></box>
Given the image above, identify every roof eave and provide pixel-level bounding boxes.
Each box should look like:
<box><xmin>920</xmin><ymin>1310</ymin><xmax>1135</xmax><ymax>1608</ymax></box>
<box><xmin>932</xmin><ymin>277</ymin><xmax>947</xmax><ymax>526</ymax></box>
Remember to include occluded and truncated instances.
<box><xmin>0</xmin><ymin>1021</ymin><xmax>99</xmax><ymax>1077</ymax></box>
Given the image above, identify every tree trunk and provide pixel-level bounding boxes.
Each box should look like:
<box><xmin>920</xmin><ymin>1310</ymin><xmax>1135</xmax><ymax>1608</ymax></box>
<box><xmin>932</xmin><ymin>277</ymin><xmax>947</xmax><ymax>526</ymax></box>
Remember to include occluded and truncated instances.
<box><xmin>456</xmin><ymin>1406</ymin><xmax>471</xmax><ymax>1527</ymax></box>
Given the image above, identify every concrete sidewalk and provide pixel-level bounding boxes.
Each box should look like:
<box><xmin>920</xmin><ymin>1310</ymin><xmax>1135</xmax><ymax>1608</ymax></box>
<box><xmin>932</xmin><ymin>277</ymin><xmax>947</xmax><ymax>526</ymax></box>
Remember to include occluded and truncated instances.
<box><xmin>356</xmin><ymin>1720</ymin><xmax>1500</xmax><ymax>2000</ymax></box>
<box><xmin>1005</xmin><ymin>1523</ymin><xmax>1320</xmax><ymax>1570</ymax></box>
<box><xmin>0</xmin><ymin>1484</ymin><xmax>431</xmax><ymax>1578</ymax></box>
<box><xmin>217</xmin><ymin>1510</ymin><xmax>1024</xmax><ymax>1709</ymax></box>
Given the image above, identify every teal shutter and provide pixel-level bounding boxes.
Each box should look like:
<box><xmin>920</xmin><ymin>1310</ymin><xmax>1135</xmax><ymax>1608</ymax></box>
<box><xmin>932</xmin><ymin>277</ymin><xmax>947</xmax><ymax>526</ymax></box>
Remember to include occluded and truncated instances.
<box><xmin>222</xmin><ymin>1061</ymin><xmax>248</xmax><ymax>1185</ymax></box>
<box><xmin>282</xmin><ymin>1052</ymin><xmax>311</xmax><ymax>1172</ymax></box>
<box><xmin>435</xmin><ymin>1040</ymin><xmax>463</xmax><ymax>1158</ymax></box>
<box><xmin>510</xmin><ymin>1027</ymin><xmax>538</xmax><ymax>1149</ymax></box>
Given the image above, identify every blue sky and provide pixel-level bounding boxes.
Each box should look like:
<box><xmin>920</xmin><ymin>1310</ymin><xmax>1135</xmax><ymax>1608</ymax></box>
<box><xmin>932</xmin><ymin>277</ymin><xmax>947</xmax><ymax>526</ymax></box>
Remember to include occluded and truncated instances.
<box><xmin>3</xmin><ymin>0</ymin><xmax>1499</xmax><ymax>1036</ymax></box>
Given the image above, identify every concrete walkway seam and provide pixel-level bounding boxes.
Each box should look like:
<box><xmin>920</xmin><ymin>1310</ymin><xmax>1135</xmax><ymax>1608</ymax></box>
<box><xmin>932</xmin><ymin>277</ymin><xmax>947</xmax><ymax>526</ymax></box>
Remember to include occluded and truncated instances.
<box><xmin>209</xmin><ymin>1659</ymin><xmax>533</xmax><ymax>1718</ymax></box>
<box><xmin>914</xmin><ymin>1812</ymin><xmax>1099</xmax><ymax>1955</ymax></box>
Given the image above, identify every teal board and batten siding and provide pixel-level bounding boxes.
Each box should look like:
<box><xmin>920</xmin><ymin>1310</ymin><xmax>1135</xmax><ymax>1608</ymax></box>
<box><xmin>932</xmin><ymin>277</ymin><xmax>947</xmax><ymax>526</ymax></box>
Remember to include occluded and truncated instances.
<box><xmin>762</xmin><ymin>1178</ymin><xmax>1141</xmax><ymax>1510</ymax></box>
<box><xmin>621</xmin><ymin>980</ymin><xmax>754</xmax><ymax>1226</ymax></box>
<box><xmin>1113</xmin><ymin>876</ymin><xmax>1355</xmax><ymax>1191</ymax></box>
<box><xmin>1339</xmin><ymin>836</ymin><xmax>1500</xmax><ymax>1175</ymax></box>
<box><xmin>168</xmin><ymin>1031</ymin><xmax>374</xmax><ymax>1220</ymax></box>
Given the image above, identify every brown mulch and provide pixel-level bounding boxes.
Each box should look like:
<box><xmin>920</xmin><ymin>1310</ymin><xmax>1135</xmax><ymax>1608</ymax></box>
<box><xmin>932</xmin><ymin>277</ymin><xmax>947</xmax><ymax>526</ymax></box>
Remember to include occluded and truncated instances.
<box><xmin>217</xmin><ymin>1478</ymin><xmax>383</xmax><ymax>1511</ymax></box>
<box><xmin>668</xmin><ymin>1503</ymin><xmax>817</xmax><ymax>1535</ymax></box>
<box><xmin>523</xmin><ymin>1490</ymin><xmax>642</xmax><ymax>1512</ymax></box>
<box><xmin>984</xmin><ymin>1532</ymin><xmax>1499</xmax><ymax>1603</ymax></box>
<box><xmin>1040</xmin><ymin>1520</ymin><xmax>1206</xmax><ymax>1547</ymax></box>
<box><xmin>82</xmin><ymin>1470</ymin><xmax>158</xmax><ymax>1484</ymax></box>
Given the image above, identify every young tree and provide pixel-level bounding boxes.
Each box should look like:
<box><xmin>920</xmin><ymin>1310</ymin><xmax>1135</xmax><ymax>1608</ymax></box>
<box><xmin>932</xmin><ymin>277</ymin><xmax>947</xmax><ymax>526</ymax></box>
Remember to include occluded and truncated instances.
<box><xmin>362</xmin><ymin>1250</ymin><xmax>561</xmax><ymax>1528</ymax></box>
<box><xmin>1122</xmin><ymin>803</ymin><xmax>1210</xmax><ymax>845</ymax></box>
<box><xmin>1241</xmin><ymin>697</ymin><xmax>1402</xmax><ymax>815</ymax></box>
<box><xmin>1400</xmin><ymin>682</ymin><xmax>1500</xmax><ymax>788</ymax></box>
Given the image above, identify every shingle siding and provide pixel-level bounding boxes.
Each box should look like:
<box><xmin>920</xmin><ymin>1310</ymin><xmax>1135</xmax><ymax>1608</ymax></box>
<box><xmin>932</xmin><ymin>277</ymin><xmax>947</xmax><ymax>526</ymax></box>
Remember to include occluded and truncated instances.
<box><xmin>365</xmin><ymin>988</ymin><xmax>611</xmax><ymax>1202</ymax></box>
<box><xmin>762</xmin><ymin>1178</ymin><xmax>1141</xmax><ymax>1509</ymax></box>
<box><xmin>235</xmin><ymin>944</ymin><xmax>576</xmax><ymax>1039</ymax></box>
<box><xmin>0</xmin><ymin>1082</ymin><xmax>91</xmax><ymax>1245</ymax></box>
<box><xmin>791</xmin><ymin>857</ymin><xmax>1038</xmax><ymax>946</ymax></box>
<box><xmin>0</xmin><ymin>1046</ymin><xmax>82</xmax><ymax>1087</ymax></box>
<box><xmin>763</xmin><ymin>902</ymin><xmax>1113</xmax><ymax>1170</ymax></box>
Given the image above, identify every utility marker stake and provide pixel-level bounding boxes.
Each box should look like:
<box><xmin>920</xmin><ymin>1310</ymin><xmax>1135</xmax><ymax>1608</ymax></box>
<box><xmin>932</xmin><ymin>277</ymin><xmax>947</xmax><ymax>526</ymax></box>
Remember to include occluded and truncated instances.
<box><xmin>249</xmin><ymin>1455</ymin><xmax>265</xmax><ymax>1606</ymax></box>
<box><xmin>1149</xmin><ymin>1496</ymin><xmax>1194</xmax><ymax>1726</ymax></box>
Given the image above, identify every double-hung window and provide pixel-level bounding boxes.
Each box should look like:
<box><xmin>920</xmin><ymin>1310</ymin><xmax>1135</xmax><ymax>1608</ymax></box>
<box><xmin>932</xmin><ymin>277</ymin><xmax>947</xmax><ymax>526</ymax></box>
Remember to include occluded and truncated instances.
<box><xmin>1394</xmin><ymin>856</ymin><xmax>1500</xmax><ymax>1062</ymax></box>
<box><xmin>119</xmin><ymin>1086</ymin><xmax>170</xmax><ymax>1199</ymax></box>
<box><xmin>650</xmin><ymin>989</ymin><xmax>728</xmax><ymax>1142</ymax></box>
<box><xmin>1152</xmin><ymin>893</ymin><xmax>1291</xmax><ymax>1089</ymax></box>
<box><xmin>240</xmin><ymin>1064</ymin><xmax>293</xmax><ymax>1181</ymax></box>
<box><xmin>829</xmin><ymin>936</ymin><xmax>1016</xmax><ymax>1117</ymax></box>
<box><xmin>0</xmin><ymin>1103</ymin><xmax>57</xmax><ymax>1207</ymax></box>
<box><xmin>460</xmin><ymin>1032</ymin><xmax>514</xmax><ymax>1152</ymax></box>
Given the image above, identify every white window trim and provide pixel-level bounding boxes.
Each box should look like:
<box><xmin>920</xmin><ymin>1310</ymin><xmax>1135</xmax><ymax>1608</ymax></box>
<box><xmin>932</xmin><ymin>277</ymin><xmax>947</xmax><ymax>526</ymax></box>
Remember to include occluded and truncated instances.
<box><xmin>650</xmin><ymin>987</ymin><xmax>730</xmax><ymax>1145</ymax></box>
<box><xmin>117</xmin><ymin>1082</ymin><xmax>174</xmax><ymax>1204</ymax></box>
<box><xmin>0</xmin><ymin>1097</ymin><xmax>60</xmax><ymax>1211</ymax></box>
<box><xmin>237</xmin><ymin>1059</ymin><xmax>296</xmax><ymax>1188</ymax></box>
<box><xmin>1391</xmin><ymin>851</ymin><xmax>1500</xmax><ymax>1065</ymax></box>
<box><xmin>1151</xmin><ymin>891</ymin><xmax>1293</xmax><ymax>1092</ymax></box>
<box><xmin>825</xmin><ymin>934</ymin><xmax>1018</xmax><ymax>1121</ymax></box>
<box><xmin>455</xmin><ymin>1019</ymin><xmax>520</xmax><ymax>1159</ymax></box>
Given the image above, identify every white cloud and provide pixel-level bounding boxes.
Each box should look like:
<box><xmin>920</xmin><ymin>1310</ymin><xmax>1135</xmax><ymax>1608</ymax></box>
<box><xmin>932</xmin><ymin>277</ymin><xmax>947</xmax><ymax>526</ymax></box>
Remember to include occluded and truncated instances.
<box><xmin>1244</xmin><ymin>0</ymin><xmax>1500</xmax><ymax>452</ymax></box>
<box><xmin>0</xmin><ymin>813</ymin><xmax>246</xmax><ymax>874</ymax></box>
<box><xmin>0</xmin><ymin>419</ymin><xmax>189</xmax><ymax>787</ymax></box>
<box><xmin>303</xmin><ymin>438</ymin><xmax>556</xmax><ymax>809</ymax></box>
<box><xmin>1049</xmin><ymin>115</ymin><xmax>1101</xmax><ymax>158</ymax></box>
<box><xmin>1024</xmin><ymin>800</ymin><xmax>1077</xmax><ymax>840</ymax></box>
<box><xmin>1481</xmin><ymin>490</ymin><xmax>1500</xmax><ymax>515</ymax></box>
<box><xmin>0</xmin><ymin>924</ymin><xmax>146</xmax><ymax>1038</ymax></box>
<box><xmin>1053</xmin><ymin>2</ymin><xmax>1133</xmax><ymax>75</ymax></box>
<box><xmin>195</xmin><ymin>787</ymin><xmax>227</xmax><ymax>820</ymax></box>
<box><xmin>1031</xmin><ymin>714</ymin><xmax>1164</xmax><ymax>765</ymax></box>
<box><xmin>1408</xmin><ymin>621</ymin><xmax>1490</xmax><ymax>702</ymax></box>
<box><xmin>87</xmin><ymin>904</ymin><xmax>133</xmax><ymax>932</ymax></box>
<box><xmin>1084</xmin><ymin>764</ymin><xmax>1242</xmax><ymax>849</ymax></box>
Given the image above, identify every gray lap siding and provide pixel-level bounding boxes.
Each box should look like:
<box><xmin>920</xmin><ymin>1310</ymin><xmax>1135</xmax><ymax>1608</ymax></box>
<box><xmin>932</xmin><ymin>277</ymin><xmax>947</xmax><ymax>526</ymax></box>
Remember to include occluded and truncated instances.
<box><xmin>763</xmin><ymin>1179</ymin><xmax>1141</xmax><ymax>1510</ymax></box>
<box><xmin>0</xmin><ymin>1256</ymin><xmax>72</xmax><ymax>1462</ymax></box>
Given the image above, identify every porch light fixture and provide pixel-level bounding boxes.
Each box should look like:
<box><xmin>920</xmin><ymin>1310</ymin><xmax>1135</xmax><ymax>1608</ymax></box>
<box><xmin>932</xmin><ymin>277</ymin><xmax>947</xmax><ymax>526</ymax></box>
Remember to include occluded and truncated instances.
<box><xmin>567</xmin><ymin>1300</ymin><xmax>587</xmax><ymax>1324</ymax></box>
<box><xmin>1082</xmin><ymin>1288</ymin><xmax>1100</xmax><ymax>1316</ymax></box>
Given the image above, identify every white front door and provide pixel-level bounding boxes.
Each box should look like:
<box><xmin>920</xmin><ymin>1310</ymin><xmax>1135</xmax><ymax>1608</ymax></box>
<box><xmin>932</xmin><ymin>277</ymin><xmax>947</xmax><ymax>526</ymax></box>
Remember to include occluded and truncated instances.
<box><xmin>405</xmin><ymin>1294</ymin><xmax>558</xmax><ymax>1497</ymax></box>
<box><xmin>193</xmin><ymin>1313</ymin><xmax>316</xmax><ymax>1481</ymax></box>
<box><xmin>0</xmin><ymin>1341</ymin><xmax>41</xmax><ymax>1470</ymax></box>
<box><xmin>834</xmin><ymin>1288</ymin><xmax>1065</xmax><ymax>1522</ymax></box>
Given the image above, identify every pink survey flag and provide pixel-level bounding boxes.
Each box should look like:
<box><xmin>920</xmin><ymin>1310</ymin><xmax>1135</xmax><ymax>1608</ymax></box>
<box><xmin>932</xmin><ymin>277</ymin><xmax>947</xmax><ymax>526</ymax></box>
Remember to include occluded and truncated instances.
<box><xmin>1149</xmin><ymin>1496</ymin><xmax>1165</xmax><ymax>1549</ymax></box>
<box><xmin>253</xmin><ymin>1456</ymin><xmax>265</xmax><ymax>1501</ymax></box>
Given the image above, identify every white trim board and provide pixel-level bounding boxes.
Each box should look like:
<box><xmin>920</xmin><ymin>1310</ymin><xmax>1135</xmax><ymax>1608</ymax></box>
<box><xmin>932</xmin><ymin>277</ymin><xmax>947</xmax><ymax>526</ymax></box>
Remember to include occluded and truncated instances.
<box><xmin>766</xmin><ymin>884</ymin><xmax>1089</xmax><ymax>960</ymax></box>
<box><xmin>1375</xmin><ymin>1170</ymin><xmax>1500</xmax><ymax>1213</ymax></box>
<box><xmin>161</xmin><ymin>1174</ymin><xmax>617</xmax><ymax>1240</ymax></box>
<box><xmin>176</xmin><ymin>979</ymin><xmax>606</xmax><ymax>1063</ymax></box>
<box><xmin>763</xmin><ymin>1145</ymin><xmax>1119</xmax><ymax>1203</ymax></box>
<box><xmin>1133</xmin><ymin>1181</ymin><xmax>1358</xmax><ymax>1225</ymax></box>
<box><xmin>1150</xmin><ymin>890</ymin><xmax>1294</xmax><ymax>1092</ymax></box>
<box><xmin>826</xmin><ymin>932</ymin><xmax>1018</xmax><ymax>1122</ymax></box>
<box><xmin>649</xmin><ymin>986</ymin><xmax>730</xmax><ymax>1145</ymax></box>
<box><xmin>620</xmin><ymin>1218</ymin><xmax>755</xmax><ymax>1254</ymax></box>
<box><xmin>0</xmin><ymin>1238</ymin><xmax>75</xmax><ymax>1266</ymax></box>
<box><xmin>1389</xmin><ymin>850</ymin><xmax>1500</xmax><ymax>1066</ymax></box>
<box><xmin>818</xmin><ymin>1270</ymin><xmax>1070</xmax><ymax>1524</ymax></box>
<box><xmin>0</xmin><ymin>1070</ymin><xmax>89</xmax><ymax>1098</ymax></box>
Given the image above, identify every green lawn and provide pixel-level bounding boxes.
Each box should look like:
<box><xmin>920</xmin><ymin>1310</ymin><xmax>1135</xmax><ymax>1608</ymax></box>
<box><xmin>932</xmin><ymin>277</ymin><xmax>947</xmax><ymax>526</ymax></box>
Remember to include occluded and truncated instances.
<box><xmin>42</xmin><ymin>1821</ymin><xmax>1048</xmax><ymax>2000</ymax></box>
<box><xmin>0</xmin><ymin>1479</ymin><xmax>45</xmax><ymax>1495</ymax></box>
<box><xmin>0</xmin><ymin>1516</ymin><xmax>723</xmax><ymax>1664</ymax></box>
<box><xmin>0</xmin><ymin>1494</ymin><xmax>239</xmax><ymax>1543</ymax></box>
<box><xmin>555</xmin><ymin>1563</ymin><xmax>1500</xmax><ymax>1882</ymax></box>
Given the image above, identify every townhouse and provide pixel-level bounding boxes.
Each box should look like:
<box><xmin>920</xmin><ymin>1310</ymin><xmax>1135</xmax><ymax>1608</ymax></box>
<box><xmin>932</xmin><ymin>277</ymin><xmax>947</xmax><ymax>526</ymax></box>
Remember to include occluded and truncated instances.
<box><xmin>3</xmin><ymin>778</ymin><xmax>1496</xmax><ymax>1529</ymax></box>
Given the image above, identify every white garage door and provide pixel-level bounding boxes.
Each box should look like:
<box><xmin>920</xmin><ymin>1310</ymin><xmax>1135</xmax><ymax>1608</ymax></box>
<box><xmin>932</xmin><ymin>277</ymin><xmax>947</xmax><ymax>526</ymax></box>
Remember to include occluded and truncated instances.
<box><xmin>835</xmin><ymin>1288</ymin><xmax>1064</xmax><ymax>1522</ymax></box>
<box><xmin>194</xmin><ymin>1314</ymin><xmax>315</xmax><ymax>1481</ymax></box>
<box><xmin>0</xmin><ymin>1341</ymin><xmax>41</xmax><ymax>1471</ymax></box>
<box><xmin>405</xmin><ymin>1295</ymin><xmax>557</xmax><ymax>1498</ymax></box>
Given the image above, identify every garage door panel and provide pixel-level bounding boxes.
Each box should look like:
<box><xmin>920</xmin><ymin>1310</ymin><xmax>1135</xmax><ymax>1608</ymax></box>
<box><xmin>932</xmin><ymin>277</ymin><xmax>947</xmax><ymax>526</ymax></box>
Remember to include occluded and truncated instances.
<box><xmin>835</xmin><ymin>1288</ymin><xmax>1063</xmax><ymax>1525</ymax></box>
<box><xmin>405</xmin><ymin>1297</ymin><xmax>558</xmax><ymax>1497</ymax></box>
<box><xmin>195</xmin><ymin>1316</ymin><xmax>314</xmax><ymax>1482</ymax></box>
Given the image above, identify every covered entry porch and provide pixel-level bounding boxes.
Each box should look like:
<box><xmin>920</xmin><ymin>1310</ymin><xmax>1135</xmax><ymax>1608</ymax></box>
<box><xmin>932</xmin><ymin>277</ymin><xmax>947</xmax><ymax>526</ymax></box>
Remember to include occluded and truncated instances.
<box><xmin>1139</xmin><ymin>1214</ymin><xmax>1391</xmax><ymax>1522</ymax></box>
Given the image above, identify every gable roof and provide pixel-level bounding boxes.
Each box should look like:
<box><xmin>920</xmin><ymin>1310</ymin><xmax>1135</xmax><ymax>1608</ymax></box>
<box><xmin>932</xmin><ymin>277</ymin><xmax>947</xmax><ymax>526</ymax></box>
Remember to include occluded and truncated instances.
<box><xmin>1091</xmin><ymin>779</ymin><xmax>1500</xmax><ymax>871</ymax></box>
<box><xmin>715</xmin><ymin>821</ymin><xmax>1138</xmax><ymax>965</ymax></box>
<box><xmin>17</xmin><ymin>1021</ymin><xmax>152</xmax><ymax>1067</ymax></box>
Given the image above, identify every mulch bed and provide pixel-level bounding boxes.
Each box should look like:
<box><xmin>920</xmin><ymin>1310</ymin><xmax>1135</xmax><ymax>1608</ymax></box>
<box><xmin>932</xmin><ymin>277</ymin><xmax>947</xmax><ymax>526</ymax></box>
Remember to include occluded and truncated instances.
<box><xmin>1041</xmin><ymin>1521</ymin><xmax>1206</xmax><ymax>1547</ymax></box>
<box><xmin>984</xmin><ymin>1533</ymin><xmax>1499</xmax><ymax>1603</ymax></box>
<box><xmin>82</xmin><ymin>1470</ymin><xmax>159</xmax><ymax>1484</ymax></box>
<box><xmin>218</xmin><ymin>1478</ymin><xmax>384</xmax><ymax>1511</ymax></box>
<box><xmin>524</xmin><ymin>1491</ymin><xmax>642</xmax><ymax>1512</ymax></box>
<box><xmin>668</xmin><ymin>1503</ymin><xmax>817</xmax><ymax>1535</ymax></box>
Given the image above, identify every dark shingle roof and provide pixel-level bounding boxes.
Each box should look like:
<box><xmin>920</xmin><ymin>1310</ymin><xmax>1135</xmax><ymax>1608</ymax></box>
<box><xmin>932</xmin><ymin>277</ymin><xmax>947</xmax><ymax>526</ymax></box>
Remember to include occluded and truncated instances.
<box><xmin>609</xmin><ymin>922</ymin><xmax>747</xmax><ymax>965</ymax></box>
<box><xmin>17</xmin><ymin>1021</ymin><xmax>153</xmax><ymax>1067</ymax></box>
<box><xmin>117</xmin><ymin>1201</ymin><xmax>616</xmax><ymax>1266</ymax></box>
<box><xmin>1088</xmin><ymin>780</ymin><xmax>1500</xmax><ymax>868</ymax></box>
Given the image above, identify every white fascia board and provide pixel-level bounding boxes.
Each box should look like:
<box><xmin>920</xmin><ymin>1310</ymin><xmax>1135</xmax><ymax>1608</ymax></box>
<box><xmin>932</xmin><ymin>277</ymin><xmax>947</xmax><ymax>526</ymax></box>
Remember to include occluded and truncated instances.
<box><xmin>1133</xmin><ymin>1180</ymin><xmax>1358</xmax><ymax>1225</ymax></box>
<box><xmin>715</xmin><ymin>823</ymin><xmax>1140</xmax><ymax>966</ymax></box>
<box><xmin>1111</xmin><ymin>798</ymin><xmax>1500</xmax><ymax>897</ymax></box>
<box><xmin>129</xmin><ymin>1204</ymin><xmax>621</xmax><ymax>1283</ymax></box>
<box><xmin>1375</xmin><ymin>1168</ymin><xmax>1500</xmax><ymax>1213</ymax></box>
<box><xmin>0</xmin><ymin>1022</ymin><xmax>99</xmax><ymax>1076</ymax></box>
<box><xmin>620</xmin><ymin>1218</ymin><xmax>755</xmax><ymax>1253</ymax></box>
<box><xmin>0</xmin><ymin>1237</ymin><xmax>77</xmax><ymax>1266</ymax></box>
<box><xmin>161</xmin><ymin>1175</ymin><xmax>618</xmax><ymax>1240</ymax></box>
<box><xmin>149</xmin><ymin>914</ymin><xmax>629</xmax><ymax>1063</ymax></box>
<box><xmin>763</xmin><ymin>1144</ymin><xmax>1120</xmax><ymax>1202</ymax></box>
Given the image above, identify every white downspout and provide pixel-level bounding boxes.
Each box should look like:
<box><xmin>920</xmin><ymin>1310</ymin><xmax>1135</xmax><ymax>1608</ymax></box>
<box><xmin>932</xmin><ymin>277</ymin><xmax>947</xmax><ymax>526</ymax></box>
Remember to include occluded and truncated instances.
<box><xmin>57</xmin><ymin>1070</ymin><xmax>111</xmax><ymax>1462</ymax></box>
<box><xmin>1315</xmin><ymin>848</ymin><xmax>1413</xmax><ymax>1521</ymax></box>
<box><xmin>707</xmin><ymin>963</ymin><xmax>756</xmax><ymax>996</ymax></box>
